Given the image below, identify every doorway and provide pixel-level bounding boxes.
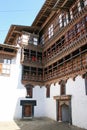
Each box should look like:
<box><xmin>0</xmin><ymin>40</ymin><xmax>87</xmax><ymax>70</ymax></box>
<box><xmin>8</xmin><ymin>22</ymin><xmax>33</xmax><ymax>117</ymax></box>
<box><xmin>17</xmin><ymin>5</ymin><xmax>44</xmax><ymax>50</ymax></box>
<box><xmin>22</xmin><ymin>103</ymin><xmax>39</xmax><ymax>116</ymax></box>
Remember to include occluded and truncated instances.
<box><xmin>61</xmin><ymin>104</ymin><xmax>69</xmax><ymax>122</ymax></box>
<box><xmin>24</xmin><ymin>105</ymin><xmax>32</xmax><ymax>117</ymax></box>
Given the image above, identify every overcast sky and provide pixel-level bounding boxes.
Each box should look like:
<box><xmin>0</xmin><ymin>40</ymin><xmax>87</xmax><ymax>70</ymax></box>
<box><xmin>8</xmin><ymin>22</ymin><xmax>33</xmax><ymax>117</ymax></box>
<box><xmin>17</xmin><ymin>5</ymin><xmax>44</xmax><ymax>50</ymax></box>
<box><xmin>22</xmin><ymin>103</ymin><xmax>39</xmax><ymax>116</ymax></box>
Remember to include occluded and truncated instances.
<box><xmin>0</xmin><ymin>0</ymin><xmax>45</xmax><ymax>43</ymax></box>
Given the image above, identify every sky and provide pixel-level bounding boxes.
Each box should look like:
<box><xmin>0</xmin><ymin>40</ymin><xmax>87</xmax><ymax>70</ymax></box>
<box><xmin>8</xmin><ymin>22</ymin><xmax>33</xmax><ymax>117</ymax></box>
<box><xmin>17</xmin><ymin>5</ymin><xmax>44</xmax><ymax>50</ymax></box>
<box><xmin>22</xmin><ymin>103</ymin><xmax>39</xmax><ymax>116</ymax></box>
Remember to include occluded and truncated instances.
<box><xmin>0</xmin><ymin>0</ymin><xmax>45</xmax><ymax>43</ymax></box>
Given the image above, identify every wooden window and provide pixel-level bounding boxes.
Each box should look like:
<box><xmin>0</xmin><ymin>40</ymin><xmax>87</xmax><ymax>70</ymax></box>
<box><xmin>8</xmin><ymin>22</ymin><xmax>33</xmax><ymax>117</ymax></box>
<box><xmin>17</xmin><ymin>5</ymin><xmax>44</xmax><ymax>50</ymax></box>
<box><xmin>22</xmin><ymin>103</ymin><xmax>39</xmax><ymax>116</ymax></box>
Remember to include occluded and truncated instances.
<box><xmin>78</xmin><ymin>2</ymin><xmax>81</xmax><ymax>12</ymax></box>
<box><xmin>46</xmin><ymin>85</ymin><xmax>50</xmax><ymax>98</ymax></box>
<box><xmin>80</xmin><ymin>0</ymin><xmax>84</xmax><ymax>8</ymax></box>
<box><xmin>61</xmin><ymin>84</ymin><xmax>65</xmax><ymax>95</ymax></box>
<box><xmin>33</xmin><ymin>37</ymin><xmax>38</xmax><ymax>45</ymax></box>
<box><xmin>40</xmin><ymin>35</ymin><xmax>44</xmax><ymax>44</ymax></box>
<box><xmin>25</xmin><ymin>84</ymin><xmax>33</xmax><ymax>98</ymax></box>
<box><xmin>78</xmin><ymin>0</ymin><xmax>85</xmax><ymax>11</ymax></box>
<box><xmin>60</xmin><ymin>80</ymin><xmax>66</xmax><ymax>95</ymax></box>
<box><xmin>48</xmin><ymin>24</ymin><xmax>53</xmax><ymax>39</ymax></box>
<box><xmin>62</xmin><ymin>13</ymin><xmax>67</xmax><ymax>27</ymax></box>
<box><xmin>0</xmin><ymin>59</ymin><xmax>11</xmax><ymax>76</ymax></box>
<box><xmin>21</xmin><ymin>34</ymin><xmax>29</xmax><ymax>45</ymax></box>
<box><xmin>27</xmin><ymin>87</ymin><xmax>32</xmax><ymax>98</ymax></box>
<box><xmin>59</xmin><ymin>14</ymin><xmax>62</xmax><ymax>27</ymax></box>
<box><xmin>59</xmin><ymin>13</ymin><xmax>67</xmax><ymax>28</ymax></box>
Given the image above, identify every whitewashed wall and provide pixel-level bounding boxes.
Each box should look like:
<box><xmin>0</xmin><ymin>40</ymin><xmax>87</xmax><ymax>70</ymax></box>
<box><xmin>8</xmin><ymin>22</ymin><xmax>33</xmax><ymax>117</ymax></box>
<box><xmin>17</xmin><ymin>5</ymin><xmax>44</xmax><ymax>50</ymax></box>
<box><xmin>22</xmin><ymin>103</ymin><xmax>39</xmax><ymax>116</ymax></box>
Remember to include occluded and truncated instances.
<box><xmin>0</xmin><ymin>49</ymin><xmax>87</xmax><ymax>129</ymax></box>
<box><xmin>43</xmin><ymin>83</ymin><xmax>60</xmax><ymax>120</ymax></box>
<box><xmin>33</xmin><ymin>86</ymin><xmax>46</xmax><ymax>117</ymax></box>
<box><xmin>66</xmin><ymin>76</ymin><xmax>87</xmax><ymax>129</ymax></box>
<box><xmin>0</xmin><ymin>49</ymin><xmax>26</xmax><ymax>121</ymax></box>
<box><xmin>42</xmin><ymin>76</ymin><xmax>87</xmax><ymax>129</ymax></box>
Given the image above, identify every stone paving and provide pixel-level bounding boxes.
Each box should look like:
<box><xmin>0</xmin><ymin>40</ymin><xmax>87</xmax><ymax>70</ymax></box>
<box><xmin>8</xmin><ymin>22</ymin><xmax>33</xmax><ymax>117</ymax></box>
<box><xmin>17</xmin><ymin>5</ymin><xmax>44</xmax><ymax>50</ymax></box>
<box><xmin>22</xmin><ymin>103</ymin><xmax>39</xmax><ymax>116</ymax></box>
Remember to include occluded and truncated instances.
<box><xmin>0</xmin><ymin>117</ymin><xmax>86</xmax><ymax>130</ymax></box>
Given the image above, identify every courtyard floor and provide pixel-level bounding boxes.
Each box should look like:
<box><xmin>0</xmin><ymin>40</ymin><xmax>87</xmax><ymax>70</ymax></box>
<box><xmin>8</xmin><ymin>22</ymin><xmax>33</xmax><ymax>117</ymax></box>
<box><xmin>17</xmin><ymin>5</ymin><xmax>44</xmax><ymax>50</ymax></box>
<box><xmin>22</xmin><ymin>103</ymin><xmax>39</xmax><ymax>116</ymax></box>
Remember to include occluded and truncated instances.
<box><xmin>0</xmin><ymin>117</ymin><xmax>86</xmax><ymax>130</ymax></box>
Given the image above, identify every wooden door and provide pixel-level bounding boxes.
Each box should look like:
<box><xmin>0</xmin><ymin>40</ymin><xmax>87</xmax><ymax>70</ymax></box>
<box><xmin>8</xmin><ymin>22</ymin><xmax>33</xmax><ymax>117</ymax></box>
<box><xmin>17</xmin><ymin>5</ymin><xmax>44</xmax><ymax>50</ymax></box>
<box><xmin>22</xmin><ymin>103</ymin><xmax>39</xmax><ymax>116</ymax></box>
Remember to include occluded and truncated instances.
<box><xmin>24</xmin><ymin>105</ymin><xmax>32</xmax><ymax>117</ymax></box>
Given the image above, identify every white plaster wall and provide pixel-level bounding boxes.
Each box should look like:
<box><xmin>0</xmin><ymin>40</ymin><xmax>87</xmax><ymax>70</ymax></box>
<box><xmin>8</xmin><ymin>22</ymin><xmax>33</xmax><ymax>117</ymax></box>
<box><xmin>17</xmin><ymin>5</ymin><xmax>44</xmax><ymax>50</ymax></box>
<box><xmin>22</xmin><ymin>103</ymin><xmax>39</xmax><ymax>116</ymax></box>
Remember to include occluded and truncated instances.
<box><xmin>41</xmin><ymin>77</ymin><xmax>87</xmax><ymax>129</ymax></box>
<box><xmin>0</xmin><ymin>49</ymin><xmax>26</xmax><ymax>121</ymax></box>
<box><xmin>33</xmin><ymin>86</ymin><xmax>46</xmax><ymax>117</ymax></box>
<box><xmin>66</xmin><ymin>76</ymin><xmax>87</xmax><ymax>129</ymax></box>
<box><xmin>33</xmin><ymin>83</ymin><xmax>60</xmax><ymax>120</ymax></box>
<box><xmin>0</xmin><ymin>49</ymin><xmax>87</xmax><ymax>129</ymax></box>
<box><xmin>0</xmin><ymin>49</ymin><xmax>46</xmax><ymax>121</ymax></box>
<box><xmin>44</xmin><ymin>83</ymin><xmax>60</xmax><ymax>120</ymax></box>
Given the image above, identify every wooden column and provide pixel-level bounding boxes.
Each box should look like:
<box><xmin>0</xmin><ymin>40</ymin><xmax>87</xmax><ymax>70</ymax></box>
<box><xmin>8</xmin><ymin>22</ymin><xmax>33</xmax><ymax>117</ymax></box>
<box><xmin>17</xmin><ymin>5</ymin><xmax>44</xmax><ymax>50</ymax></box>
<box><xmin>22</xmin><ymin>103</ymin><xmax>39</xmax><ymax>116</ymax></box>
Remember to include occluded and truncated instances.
<box><xmin>58</xmin><ymin>101</ymin><xmax>62</xmax><ymax>122</ymax></box>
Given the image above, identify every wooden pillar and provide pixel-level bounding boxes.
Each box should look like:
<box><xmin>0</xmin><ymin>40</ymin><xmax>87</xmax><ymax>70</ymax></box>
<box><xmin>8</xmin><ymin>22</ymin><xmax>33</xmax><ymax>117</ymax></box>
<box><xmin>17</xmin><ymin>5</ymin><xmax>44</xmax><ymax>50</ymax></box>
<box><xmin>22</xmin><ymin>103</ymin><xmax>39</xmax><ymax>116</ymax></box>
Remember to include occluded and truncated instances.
<box><xmin>58</xmin><ymin>101</ymin><xmax>62</xmax><ymax>122</ymax></box>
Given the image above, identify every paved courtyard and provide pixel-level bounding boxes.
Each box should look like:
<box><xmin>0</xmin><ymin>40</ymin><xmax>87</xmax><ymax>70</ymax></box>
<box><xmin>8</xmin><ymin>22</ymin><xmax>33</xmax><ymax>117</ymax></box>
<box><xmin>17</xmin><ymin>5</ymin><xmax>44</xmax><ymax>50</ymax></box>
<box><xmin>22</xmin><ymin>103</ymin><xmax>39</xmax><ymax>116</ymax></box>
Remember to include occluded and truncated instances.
<box><xmin>0</xmin><ymin>117</ymin><xmax>86</xmax><ymax>130</ymax></box>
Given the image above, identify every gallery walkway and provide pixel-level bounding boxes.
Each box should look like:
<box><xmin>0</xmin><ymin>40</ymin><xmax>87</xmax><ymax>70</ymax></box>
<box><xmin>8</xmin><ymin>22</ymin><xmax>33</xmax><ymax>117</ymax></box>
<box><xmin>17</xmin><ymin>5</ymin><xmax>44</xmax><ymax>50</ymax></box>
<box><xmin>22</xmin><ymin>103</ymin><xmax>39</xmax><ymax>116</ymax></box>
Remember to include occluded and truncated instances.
<box><xmin>0</xmin><ymin>117</ymin><xmax>86</xmax><ymax>130</ymax></box>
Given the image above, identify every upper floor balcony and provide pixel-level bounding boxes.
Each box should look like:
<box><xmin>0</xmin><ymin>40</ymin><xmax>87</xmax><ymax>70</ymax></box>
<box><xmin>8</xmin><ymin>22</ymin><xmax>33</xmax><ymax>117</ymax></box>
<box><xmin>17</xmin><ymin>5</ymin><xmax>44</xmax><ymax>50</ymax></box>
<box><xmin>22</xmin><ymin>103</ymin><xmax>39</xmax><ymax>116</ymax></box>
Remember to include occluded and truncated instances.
<box><xmin>21</xmin><ymin>46</ymin><xmax>43</xmax><ymax>67</ymax></box>
<box><xmin>42</xmin><ymin>15</ymin><xmax>87</xmax><ymax>66</ymax></box>
<box><xmin>0</xmin><ymin>44</ymin><xmax>18</xmax><ymax>59</ymax></box>
<box><xmin>21</xmin><ymin>66</ymin><xmax>43</xmax><ymax>86</ymax></box>
<box><xmin>42</xmin><ymin>5</ymin><xmax>87</xmax><ymax>49</ymax></box>
<box><xmin>44</xmin><ymin>50</ymin><xmax>87</xmax><ymax>85</ymax></box>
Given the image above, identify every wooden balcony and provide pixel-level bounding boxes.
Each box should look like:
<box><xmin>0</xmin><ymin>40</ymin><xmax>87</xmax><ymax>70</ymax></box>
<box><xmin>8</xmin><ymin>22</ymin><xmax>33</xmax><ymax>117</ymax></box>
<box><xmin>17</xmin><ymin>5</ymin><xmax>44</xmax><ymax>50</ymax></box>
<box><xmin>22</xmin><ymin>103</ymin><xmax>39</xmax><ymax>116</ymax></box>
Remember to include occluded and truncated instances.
<box><xmin>0</xmin><ymin>44</ymin><xmax>18</xmax><ymax>59</ymax></box>
<box><xmin>43</xmin><ymin>6</ymin><xmax>87</xmax><ymax>50</ymax></box>
<box><xmin>43</xmin><ymin>31</ymin><xmax>87</xmax><ymax>67</ymax></box>
<box><xmin>22</xmin><ymin>48</ymin><xmax>87</xmax><ymax>86</ymax></box>
<box><xmin>21</xmin><ymin>57</ymin><xmax>43</xmax><ymax>68</ymax></box>
<box><xmin>22</xmin><ymin>74</ymin><xmax>44</xmax><ymax>86</ymax></box>
<box><xmin>44</xmin><ymin>53</ymin><xmax>87</xmax><ymax>85</ymax></box>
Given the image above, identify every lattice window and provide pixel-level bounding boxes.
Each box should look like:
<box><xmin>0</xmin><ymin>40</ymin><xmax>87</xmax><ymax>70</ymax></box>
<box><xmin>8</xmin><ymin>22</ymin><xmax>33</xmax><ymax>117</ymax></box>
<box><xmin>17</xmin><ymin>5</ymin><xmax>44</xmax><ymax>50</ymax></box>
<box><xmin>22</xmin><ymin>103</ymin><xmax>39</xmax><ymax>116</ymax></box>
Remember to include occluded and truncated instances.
<box><xmin>59</xmin><ymin>13</ymin><xmax>67</xmax><ymax>28</ymax></box>
<box><xmin>48</xmin><ymin>24</ymin><xmax>54</xmax><ymax>39</ymax></box>
<box><xmin>40</xmin><ymin>35</ymin><xmax>44</xmax><ymax>44</ymax></box>
<box><xmin>0</xmin><ymin>59</ymin><xmax>11</xmax><ymax>76</ymax></box>
<box><xmin>33</xmin><ymin>37</ymin><xmax>38</xmax><ymax>45</ymax></box>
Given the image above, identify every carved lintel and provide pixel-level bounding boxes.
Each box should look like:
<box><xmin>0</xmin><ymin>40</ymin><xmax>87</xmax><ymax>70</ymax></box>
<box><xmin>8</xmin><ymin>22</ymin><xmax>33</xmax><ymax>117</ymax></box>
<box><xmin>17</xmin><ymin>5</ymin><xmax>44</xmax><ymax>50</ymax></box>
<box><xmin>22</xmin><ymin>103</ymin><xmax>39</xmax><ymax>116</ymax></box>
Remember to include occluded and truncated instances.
<box><xmin>54</xmin><ymin>95</ymin><xmax>71</xmax><ymax>100</ymax></box>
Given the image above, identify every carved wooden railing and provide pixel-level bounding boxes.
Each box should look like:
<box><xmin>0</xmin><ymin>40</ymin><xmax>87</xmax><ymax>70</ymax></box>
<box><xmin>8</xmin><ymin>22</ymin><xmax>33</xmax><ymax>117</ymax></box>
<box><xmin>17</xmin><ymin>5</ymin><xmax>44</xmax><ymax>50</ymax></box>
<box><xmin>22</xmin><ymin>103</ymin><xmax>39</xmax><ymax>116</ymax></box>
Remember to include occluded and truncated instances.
<box><xmin>43</xmin><ymin>6</ymin><xmax>87</xmax><ymax>49</ymax></box>
<box><xmin>22</xmin><ymin>73</ymin><xmax>43</xmax><ymax>86</ymax></box>
<box><xmin>44</xmin><ymin>52</ymin><xmax>87</xmax><ymax>82</ymax></box>
<box><xmin>21</xmin><ymin>57</ymin><xmax>43</xmax><ymax>68</ymax></box>
<box><xmin>43</xmin><ymin>31</ymin><xmax>87</xmax><ymax>66</ymax></box>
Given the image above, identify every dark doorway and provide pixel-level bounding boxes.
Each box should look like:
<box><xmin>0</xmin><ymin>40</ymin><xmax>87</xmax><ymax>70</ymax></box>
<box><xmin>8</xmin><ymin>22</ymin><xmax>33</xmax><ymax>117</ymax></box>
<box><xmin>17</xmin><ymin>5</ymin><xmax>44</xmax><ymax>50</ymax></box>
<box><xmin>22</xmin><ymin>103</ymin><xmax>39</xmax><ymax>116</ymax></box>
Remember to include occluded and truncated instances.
<box><xmin>61</xmin><ymin>104</ymin><xmax>69</xmax><ymax>122</ymax></box>
<box><xmin>20</xmin><ymin>100</ymin><xmax>36</xmax><ymax>119</ymax></box>
<box><xmin>24</xmin><ymin>105</ymin><xmax>32</xmax><ymax>117</ymax></box>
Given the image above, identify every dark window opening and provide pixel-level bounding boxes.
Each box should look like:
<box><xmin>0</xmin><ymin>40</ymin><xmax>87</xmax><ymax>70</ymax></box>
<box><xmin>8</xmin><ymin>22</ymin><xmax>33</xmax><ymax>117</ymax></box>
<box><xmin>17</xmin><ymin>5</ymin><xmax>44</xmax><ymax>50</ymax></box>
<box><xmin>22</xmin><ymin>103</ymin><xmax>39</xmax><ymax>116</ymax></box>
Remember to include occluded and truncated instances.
<box><xmin>80</xmin><ymin>0</ymin><xmax>84</xmax><ymax>9</ymax></box>
<box><xmin>65</xmin><ymin>54</ymin><xmax>71</xmax><ymax>62</ymax></box>
<box><xmin>60</xmin><ymin>80</ymin><xmax>66</xmax><ymax>95</ymax></box>
<box><xmin>53</xmin><ymin>62</ymin><xmax>57</xmax><ymax>71</ymax></box>
<box><xmin>81</xmin><ymin>44</ymin><xmax>87</xmax><ymax>51</ymax></box>
<box><xmin>25</xmin><ymin>84</ymin><xmax>33</xmax><ymax>98</ymax></box>
<box><xmin>72</xmin><ymin>49</ymin><xmax>79</xmax><ymax>57</ymax></box>
<box><xmin>31</xmin><ymin>67</ymin><xmax>36</xmax><ymax>75</ymax></box>
<box><xmin>4</xmin><ymin>48</ymin><xmax>14</xmax><ymax>53</ymax></box>
<box><xmin>0</xmin><ymin>47</ymin><xmax>3</xmax><ymax>50</ymax></box>
<box><xmin>59</xmin><ymin>59</ymin><xmax>63</xmax><ymax>66</ymax></box>
<box><xmin>46</xmin><ymin>85</ymin><xmax>50</xmax><ymax>98</ymax></box>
